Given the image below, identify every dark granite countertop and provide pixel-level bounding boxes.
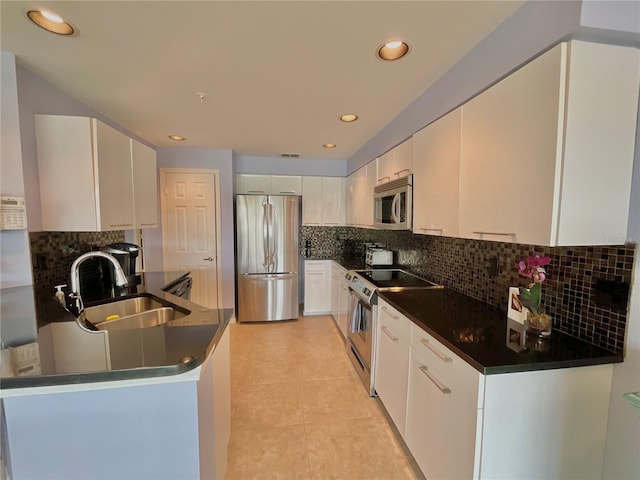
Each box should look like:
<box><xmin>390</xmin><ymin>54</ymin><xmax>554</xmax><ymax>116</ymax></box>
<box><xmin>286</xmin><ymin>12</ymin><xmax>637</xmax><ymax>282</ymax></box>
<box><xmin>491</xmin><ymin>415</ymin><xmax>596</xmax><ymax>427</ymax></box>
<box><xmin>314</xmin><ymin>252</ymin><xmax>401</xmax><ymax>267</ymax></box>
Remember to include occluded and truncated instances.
<box><xmin>1</xmin><ymin>271</ymin><xmax>233</xmax><ymax>389</ymax></box>
<box><xmin>379</xmin><ymin>288</ymin><xmax>622</xmax><ymax>375</ymax></box>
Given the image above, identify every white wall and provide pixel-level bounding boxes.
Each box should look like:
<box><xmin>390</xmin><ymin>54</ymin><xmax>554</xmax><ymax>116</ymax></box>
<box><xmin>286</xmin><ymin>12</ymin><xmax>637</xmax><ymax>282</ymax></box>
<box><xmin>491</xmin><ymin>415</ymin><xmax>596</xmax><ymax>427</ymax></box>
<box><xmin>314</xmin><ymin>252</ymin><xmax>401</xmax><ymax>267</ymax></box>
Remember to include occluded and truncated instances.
<box><xmin>144</xmin><ymin>147</ymin><xmax>236</xmax><ymax>309</ymax></box>
<box><xmin>235</xmin><ymin>155</ymin><xmax>346</xmax><ymax>177</ymax></box>
<box><xmin>0</xmin><ymin>51</ymin><xmax>32</xmax><ymax>288</ymax></box>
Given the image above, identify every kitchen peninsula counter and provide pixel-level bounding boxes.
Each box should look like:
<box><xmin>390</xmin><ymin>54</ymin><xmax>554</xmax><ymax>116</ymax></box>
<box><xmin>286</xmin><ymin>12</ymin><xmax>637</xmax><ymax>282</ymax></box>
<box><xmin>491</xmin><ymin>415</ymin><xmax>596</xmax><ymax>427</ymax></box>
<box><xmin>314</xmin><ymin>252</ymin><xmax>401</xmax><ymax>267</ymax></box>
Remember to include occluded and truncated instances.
<box><xmin>0</xmin><ymin>271</ymin><xmax>233</xmax><ymax>390</ymax></box>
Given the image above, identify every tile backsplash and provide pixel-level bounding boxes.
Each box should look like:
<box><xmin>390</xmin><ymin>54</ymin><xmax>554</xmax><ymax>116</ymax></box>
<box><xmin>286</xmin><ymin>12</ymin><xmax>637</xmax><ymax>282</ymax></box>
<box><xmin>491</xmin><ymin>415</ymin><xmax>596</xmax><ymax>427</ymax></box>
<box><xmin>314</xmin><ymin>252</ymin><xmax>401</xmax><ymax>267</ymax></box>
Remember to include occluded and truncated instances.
<box><xmin>300</xmin><ymin>226</ymin><xmax>635</xmax><ymax>354</ymax></box>
<box><xmin>30</xmin><ymin>231</ymin><xmax>125</xmax><ymax>295</ymax></box>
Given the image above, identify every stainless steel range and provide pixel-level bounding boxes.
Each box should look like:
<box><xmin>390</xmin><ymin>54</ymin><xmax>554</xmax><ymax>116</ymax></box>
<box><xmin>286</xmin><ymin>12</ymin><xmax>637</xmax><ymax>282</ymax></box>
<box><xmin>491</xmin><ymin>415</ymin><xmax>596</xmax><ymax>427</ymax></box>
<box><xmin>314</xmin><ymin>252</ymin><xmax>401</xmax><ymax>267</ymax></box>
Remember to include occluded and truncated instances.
<box><xmin>345</xmin><ymin>268</ymin><xmax>441</xmax><ymax>395</ymax></box>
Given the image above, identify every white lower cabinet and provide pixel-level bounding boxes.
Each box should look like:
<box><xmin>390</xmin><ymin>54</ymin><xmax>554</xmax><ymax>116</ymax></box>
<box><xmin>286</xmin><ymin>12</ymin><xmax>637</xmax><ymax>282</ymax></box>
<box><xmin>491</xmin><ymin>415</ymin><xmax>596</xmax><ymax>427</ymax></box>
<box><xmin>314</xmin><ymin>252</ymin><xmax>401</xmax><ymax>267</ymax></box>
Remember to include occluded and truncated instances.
<box><xmin>330</xmin><ymin>262</ymin><xmax>347</xmax><ymax>337</ymax></box>
<box><xmin>405</xmin><ymin>324</ymin><xmax>481</xmax><ymax>480</ymax></box>
<box><xmin>303</xmin><ymin>260</ymin><xmax>330</xmax><ymax>315</ymax></box>
<box><xmin>374</xmin><ymin>303</ymin><xmax>614</xmax><ymax>479</ymax></box>
<box><xmin>374</xmin><ymin>300</ymin><xmax>411</xmax><ymax>437</ymax></box>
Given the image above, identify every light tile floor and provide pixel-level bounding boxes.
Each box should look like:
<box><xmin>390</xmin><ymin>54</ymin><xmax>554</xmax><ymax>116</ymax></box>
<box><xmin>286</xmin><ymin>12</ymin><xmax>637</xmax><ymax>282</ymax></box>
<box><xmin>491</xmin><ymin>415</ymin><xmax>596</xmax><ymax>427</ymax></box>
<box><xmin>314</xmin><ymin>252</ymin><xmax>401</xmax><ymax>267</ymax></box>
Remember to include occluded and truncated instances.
<box><xmin>226</xmin><ymin>314</ymin><xmax>425</xmax><ymax>480</ymax></box>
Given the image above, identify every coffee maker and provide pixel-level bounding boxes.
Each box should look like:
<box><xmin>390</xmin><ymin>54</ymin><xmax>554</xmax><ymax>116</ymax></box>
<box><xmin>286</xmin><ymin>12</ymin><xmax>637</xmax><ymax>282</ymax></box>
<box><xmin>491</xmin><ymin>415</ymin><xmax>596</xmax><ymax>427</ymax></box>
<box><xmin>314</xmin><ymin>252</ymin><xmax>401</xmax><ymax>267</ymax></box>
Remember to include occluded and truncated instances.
<box><xmin>100</xmin><ymin>242</ymin><xmax>141</xmax><ymax>283</ymax></box>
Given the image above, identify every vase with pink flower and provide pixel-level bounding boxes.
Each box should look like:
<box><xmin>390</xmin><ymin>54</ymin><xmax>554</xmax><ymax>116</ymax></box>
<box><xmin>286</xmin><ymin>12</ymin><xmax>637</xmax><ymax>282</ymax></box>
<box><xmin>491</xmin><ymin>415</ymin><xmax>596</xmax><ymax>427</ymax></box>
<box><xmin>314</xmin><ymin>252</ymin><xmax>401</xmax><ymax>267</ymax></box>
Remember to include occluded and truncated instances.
<box><xmin>517</xmin><ymin>254</ymin><xmax>553</xmax><ymax>337</ymax></box>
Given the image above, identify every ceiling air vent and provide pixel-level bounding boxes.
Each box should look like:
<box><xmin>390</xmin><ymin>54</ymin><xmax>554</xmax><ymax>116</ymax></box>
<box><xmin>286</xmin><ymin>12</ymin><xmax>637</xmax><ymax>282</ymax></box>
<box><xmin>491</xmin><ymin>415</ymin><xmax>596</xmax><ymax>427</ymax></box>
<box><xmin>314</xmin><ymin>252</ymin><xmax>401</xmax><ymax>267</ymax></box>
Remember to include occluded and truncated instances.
<box><xmin>280</xmin><ymin>153</ymin><xmax>300</xmax><ymax>158</ymax></box>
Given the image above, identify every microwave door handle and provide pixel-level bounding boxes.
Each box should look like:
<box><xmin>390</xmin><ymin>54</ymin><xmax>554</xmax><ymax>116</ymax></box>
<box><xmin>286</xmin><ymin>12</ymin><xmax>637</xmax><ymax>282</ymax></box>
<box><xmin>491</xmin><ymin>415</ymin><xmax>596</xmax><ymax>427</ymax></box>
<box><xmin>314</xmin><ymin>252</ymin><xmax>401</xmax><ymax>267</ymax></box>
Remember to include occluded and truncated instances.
<box><xmin>391</xmin><ymin>193</ymin><xmax>400</xmax><ymax>224</ymax></box>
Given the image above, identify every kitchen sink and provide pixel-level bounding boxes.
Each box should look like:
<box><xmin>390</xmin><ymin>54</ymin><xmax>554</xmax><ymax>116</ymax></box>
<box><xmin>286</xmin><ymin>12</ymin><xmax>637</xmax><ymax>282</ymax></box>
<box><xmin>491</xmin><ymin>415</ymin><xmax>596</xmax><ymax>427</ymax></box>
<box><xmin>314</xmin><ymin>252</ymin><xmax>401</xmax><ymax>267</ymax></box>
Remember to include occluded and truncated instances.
<box><xmin>83</xmin><ymin>293</ymin><xmax>190</xmax><ymax>331</ymax></box>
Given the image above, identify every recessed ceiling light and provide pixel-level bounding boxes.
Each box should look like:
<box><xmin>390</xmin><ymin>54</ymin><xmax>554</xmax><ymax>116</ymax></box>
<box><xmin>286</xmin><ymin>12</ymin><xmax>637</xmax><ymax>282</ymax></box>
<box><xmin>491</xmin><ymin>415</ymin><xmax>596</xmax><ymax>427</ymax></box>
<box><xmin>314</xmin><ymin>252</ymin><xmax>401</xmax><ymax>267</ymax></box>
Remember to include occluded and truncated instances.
<box><xmin>340</xmin><ymin>114</ymin><xmax>358</xmax><ymax>123</ymax></box>
<box><xmin>168</xmin><ymin>135</ymin><xmax>186</xmax><ymax>142</ymax></box>
<box><xmin>323</xmin><ymin>143</ymin><xmax>336</xmax><ymax>149</ymax></box>
<box><xmin>27</xmin><ymin>10</ymin><xmax>75</xmax><ymax>36</ymax></box>
<box><xmin>377</xmin><ymin>40</ymin><xmax>410</xmax><ymax>61</ymax></box>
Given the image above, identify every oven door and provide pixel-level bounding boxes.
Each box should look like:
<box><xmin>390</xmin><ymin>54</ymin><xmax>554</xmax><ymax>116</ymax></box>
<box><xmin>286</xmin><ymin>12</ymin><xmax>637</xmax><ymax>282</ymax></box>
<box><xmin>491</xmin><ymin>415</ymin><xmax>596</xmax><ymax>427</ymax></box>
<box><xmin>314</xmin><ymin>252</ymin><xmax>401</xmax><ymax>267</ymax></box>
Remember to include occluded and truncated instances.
<box><xmin>347</xmin><ymin>289</ymin><xmax>373</xmax><ymax>368</ymax></box>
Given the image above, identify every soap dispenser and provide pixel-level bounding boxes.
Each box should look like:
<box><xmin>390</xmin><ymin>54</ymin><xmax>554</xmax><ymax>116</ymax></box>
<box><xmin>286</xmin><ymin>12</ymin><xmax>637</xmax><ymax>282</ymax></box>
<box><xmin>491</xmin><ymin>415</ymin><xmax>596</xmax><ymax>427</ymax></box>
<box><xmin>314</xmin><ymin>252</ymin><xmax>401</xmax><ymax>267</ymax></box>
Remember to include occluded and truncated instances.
<box><xmin>54</xmin><ymin>284</ymin><xmax>67</xmax><ymax>307</ymax></box>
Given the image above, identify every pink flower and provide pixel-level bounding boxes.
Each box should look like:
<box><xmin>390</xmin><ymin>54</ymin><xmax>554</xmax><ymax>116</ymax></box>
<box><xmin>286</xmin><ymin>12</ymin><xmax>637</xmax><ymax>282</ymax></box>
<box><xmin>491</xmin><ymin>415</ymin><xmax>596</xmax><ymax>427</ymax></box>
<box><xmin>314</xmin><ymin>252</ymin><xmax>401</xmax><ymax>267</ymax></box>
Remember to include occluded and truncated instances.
<box><xmin>526</xmin><ymin>254</ymin><xmax>551</xmax><ymax>268</ymax></box>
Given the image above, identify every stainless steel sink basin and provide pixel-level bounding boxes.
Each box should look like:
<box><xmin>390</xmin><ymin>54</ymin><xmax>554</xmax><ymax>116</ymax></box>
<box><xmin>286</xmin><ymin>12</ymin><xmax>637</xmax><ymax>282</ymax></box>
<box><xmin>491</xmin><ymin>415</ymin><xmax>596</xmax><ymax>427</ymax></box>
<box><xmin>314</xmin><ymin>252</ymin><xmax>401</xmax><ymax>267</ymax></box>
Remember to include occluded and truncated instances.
<box><xmin>83</xmin><ymin>294</ymin><xmax>190</xmax><ymax>331</ymax></box>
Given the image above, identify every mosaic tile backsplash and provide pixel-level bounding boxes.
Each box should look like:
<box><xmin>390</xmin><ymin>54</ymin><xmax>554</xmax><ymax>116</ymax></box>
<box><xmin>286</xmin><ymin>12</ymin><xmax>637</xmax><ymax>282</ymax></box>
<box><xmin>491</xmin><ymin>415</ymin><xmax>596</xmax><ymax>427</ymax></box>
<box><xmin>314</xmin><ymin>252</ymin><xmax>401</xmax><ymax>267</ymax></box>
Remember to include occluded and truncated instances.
<box><xmin>29</xmin><ymin>231</ymin><xmax>125</xmax><ymax>295</ymax></box>
<box><xmin>300</xmin><ymin>226</ymin><xmax>636</xmax><ymax>354</ymax></box>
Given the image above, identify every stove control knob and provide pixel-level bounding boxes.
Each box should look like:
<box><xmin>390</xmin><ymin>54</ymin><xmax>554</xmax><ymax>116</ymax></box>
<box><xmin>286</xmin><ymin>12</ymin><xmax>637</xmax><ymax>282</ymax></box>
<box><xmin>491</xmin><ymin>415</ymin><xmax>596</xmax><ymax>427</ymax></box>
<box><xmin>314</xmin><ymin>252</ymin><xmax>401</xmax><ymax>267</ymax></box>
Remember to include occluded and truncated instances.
<box><xmin>363</xmin><ymin>287</ymin><xmax>371</xmax><ymax>296</ymax></box>
<box><xmin>352</xmin><ymin>277</ymin><xmax>358</xmax><ymax>283</ymax></box>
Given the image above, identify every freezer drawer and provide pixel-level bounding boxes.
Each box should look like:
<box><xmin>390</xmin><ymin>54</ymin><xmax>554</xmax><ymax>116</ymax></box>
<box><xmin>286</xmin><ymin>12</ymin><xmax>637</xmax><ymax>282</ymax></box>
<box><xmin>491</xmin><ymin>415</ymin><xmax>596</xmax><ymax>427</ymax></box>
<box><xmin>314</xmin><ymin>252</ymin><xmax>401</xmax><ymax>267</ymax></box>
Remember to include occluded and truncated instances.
<box><xmin>237</xmin><ymin>273</ymin><xmax>299</xmax><ymax>322</ymax></box>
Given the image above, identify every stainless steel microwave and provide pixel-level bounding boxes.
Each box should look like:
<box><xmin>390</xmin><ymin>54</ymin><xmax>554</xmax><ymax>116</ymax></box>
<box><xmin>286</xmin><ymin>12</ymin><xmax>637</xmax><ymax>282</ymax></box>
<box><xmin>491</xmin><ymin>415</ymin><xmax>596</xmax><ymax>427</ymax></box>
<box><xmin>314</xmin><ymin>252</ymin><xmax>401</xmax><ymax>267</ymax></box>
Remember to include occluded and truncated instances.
<box><xmin>373</xmin><ymin>175</ymin><xmax>412</xmax><ymax>230</ymax></box>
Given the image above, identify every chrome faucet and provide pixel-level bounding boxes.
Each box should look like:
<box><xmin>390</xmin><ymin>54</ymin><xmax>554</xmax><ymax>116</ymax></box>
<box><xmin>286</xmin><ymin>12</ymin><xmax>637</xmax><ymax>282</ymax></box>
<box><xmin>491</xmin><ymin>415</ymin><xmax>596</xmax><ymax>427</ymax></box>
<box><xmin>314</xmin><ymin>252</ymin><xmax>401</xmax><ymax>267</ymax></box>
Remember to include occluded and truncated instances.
<box><xmin>69</xmin><ymin>251</ymin><xmax>128</xmax><ymax>316</ymax></box>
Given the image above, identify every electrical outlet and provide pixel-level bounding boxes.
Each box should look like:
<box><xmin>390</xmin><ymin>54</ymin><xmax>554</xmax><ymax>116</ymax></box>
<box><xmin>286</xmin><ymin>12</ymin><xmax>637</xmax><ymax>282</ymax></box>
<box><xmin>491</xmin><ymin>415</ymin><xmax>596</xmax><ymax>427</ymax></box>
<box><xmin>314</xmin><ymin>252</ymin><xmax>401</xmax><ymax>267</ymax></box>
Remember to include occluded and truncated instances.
<box><xmin>488</xmin><ymin>255</ymin><xmax>499</xmax><ymax>277</ymax></box>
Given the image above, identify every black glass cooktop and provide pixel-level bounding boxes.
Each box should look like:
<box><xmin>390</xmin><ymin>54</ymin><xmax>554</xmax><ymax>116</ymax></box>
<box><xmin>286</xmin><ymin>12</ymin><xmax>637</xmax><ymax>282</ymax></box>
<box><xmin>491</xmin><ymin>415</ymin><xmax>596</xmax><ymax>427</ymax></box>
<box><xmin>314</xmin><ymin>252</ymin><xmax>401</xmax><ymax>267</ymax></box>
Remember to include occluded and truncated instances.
<box><xmin>355</xmin><ymin>269</ymin><xmax>436</xmax><ymax>289</ymax></box>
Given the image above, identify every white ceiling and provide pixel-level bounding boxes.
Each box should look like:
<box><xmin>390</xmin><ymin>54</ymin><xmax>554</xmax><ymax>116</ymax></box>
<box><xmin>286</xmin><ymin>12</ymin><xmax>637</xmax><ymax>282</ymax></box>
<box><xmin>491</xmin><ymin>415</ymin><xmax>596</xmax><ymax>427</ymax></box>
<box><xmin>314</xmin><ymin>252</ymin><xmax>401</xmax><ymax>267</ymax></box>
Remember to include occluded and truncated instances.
<box><xmin>1</xmin><ymin>1</ymin><xmax>524</xmax><ymax>161</ymax></box>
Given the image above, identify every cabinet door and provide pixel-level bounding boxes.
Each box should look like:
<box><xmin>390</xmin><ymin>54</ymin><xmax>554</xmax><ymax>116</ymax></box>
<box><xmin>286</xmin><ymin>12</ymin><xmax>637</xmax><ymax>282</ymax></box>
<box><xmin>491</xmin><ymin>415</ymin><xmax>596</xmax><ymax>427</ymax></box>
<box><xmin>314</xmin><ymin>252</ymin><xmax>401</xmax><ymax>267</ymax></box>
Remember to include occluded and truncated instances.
<box><xmin>321</xmin><ymin>177</ymin><xmax>345</xmax><ymax>226</ymax></box>
<box><xmin>36</xmin><ymin>115</ymin><xmax>99</xmax><ymax>231</ymax></box>
<box><xmin>377</xmin><ymin>150</ymin><xmax>395</xmax><ymax>185</ymax></box>
<box><xmin>392</xmin><ymin>137</ymin><xmax>413</xmax><ymax>180</ymax></box>
<box><xmin>374</xmin><ymin>301</ymin><xmax>411</xmax><ymax>437</ymax></box>
<box><xmin>131</xmin><ymin>139</ymin><xmax>158</xmax><ymax>228</ymax></box>
<box><xmin>236</xmin><ymin>174</ymin><xmax>272</xmax><ymax>194</ymax></box>
<box><xmin>95</xmin><ymin>120</ymin><xmax>135</xmax><ymax>230</ymax></box>
<box><xmin>303</xmin><ymin>261</ymin><xmax>329</xmax><ymax>314</ymax></box>
<box><xmin>338</xmin><ymin>279</ymin><xmax>349</xmax><ymax>338</ymax></box>
<box><xmin>377</xmin><ymin>139</ymin><xmax>412</xmax><ymax>185</ymax></box>
<box><xmin>412</xmin><ymin>108</ymin><xmax>461</xmax><ymax>237</ymax></box>
<box><xmin>331</xmin><ymin>266</ymin><xmax>341</xmax><ymax>322</ymax></box>
<box><xmin>302</xmin><ymin>177</ymin><xmax>322</xmax><ymax>226</ymax></box>
<box><xmin>406</xmin><ymin>326</ymin><xmax>481</xmax><ymax>480</ymax></box>
<box><xmin>363</xmin><ymin>159</ymin><xmax>377</xmax><ymax>228</ymax></box>
<box><xmin>271</xmin><ymin>175</ymin><xmax>302</xmax><ymax>195</ymax></box>
<box><xmin>459</xmin><ymin>44</ymin><xmax>564</xmax><ymax>245</ymax></box>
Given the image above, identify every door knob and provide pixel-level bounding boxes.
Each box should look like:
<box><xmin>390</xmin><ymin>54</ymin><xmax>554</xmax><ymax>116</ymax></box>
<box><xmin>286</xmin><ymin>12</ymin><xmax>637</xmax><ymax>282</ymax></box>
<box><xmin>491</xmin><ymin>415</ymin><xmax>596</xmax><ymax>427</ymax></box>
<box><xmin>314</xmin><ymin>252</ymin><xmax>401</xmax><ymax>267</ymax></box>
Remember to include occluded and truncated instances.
<box><xmin>203</xmin><ymin>256</ymin><xmax>215</xmax><ymax>261</ymax></box>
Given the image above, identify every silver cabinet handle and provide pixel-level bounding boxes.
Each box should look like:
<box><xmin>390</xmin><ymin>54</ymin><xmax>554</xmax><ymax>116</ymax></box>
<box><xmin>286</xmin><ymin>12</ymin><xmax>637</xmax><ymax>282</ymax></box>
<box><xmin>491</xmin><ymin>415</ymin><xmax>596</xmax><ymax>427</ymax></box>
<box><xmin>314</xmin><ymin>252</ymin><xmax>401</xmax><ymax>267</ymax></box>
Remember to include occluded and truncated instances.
<box><xmin>248</xmin><ymin>190</ymin><xmax>266</xmax><ymax>193</ymax></box>
<box><xmin>377</xmin><ymin>176</ymin><xmax>391</xmax><ymax>183</ymax></box>
<box><xmin>109</xmin><ymin>224</ymin><xmax>133</xmax><ymax>228</ymax></box>
<box><xmin>420</xmin><ymin>338</ymin><xmax>452</xmax><ymax>363</ymax></box>
<box><xmin>324</xmin><ymin>222</ymin><xmax>339</xmax><ymax>225</ymax></box>
<box><xmin>140</xmin><ymin>223</ymin><xmax>156</xmax><ymax>226</ymax></box>
<box><xmin>305</xmin><ymin>222</ymin><xmax>321</xmax><ymax>225</ymax></box>
<box><xmin>278</xmin><ymin>191</ymin><xmax>296</xmax><ymax>194</ymax></box>
<box><xmin>420</xmin><ymin>227</ymin><xmax>443</xmax><ymax>232</ymax></box>
<box><xmin>418</xmin><ymin>365</ymin><xmax>451</xmax><ymax>394</ymax></box>
<box><xmin>381</xmin><ymin>306</ymin><xmax>398</xmax><ymax>320</ymax></box>
<box><xmin>394</xmin><ymin>168</ymin><xmax>411</xmax><ymax>177</ymax></box>
<box><xmin>473</xmin><ymin>231</ymin><xmax>515</xmax><ymax>237</ymax></box>
<box><xmin>203</xmin><ymin>256</ymin><xmax>215</xmax><ymax>261</ymax></box>
<box><xmin>381</xmin><ymin>326</ymin><xmax>398</xmax><ymax>342</ymax></box>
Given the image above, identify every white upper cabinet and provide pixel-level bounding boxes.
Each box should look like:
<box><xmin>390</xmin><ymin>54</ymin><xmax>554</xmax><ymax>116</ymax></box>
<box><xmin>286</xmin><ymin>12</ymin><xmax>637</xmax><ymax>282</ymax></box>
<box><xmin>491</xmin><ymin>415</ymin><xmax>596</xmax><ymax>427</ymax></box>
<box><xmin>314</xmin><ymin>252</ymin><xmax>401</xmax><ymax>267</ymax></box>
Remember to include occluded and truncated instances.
<box><xmin>377</xmin><ymin>137</ymin><xmax>413</xmax><ymax>185</ymax></box>
<box><xmin>131</xmin><ymin>139</ymin><xmax>158</xmax><ymax>228</ymax></box>
<box><xmin>347</xmin><ymin>158</ymin><xmax>377</xmax><ymax>228</ymax></box>
<box><xmin>412</xmin><ymin>107</ymin><xmax>462</xmax><ymax>237</ymax></box>
<box><xmin>236</xmin><ymin>174</ymin><xmax>302</xmax><ymax>195</ymax></box>
<box><xmin>302</xmin><ymin>176</ymin><xmax>323</xmax><ymax>225</ymax></box>
<box><xmin>271</xmin><ymin>175</ymin><xmax>302</xmax><ymax>195</ymax></box>
<box><xmin>302</xmin><ymin>176</ymin><xmax>344</xmax><ymax>226</ymax></box>
<box><xmin>459</xmin><ymin>41</ymin><xmax>640</xmax><ymax>246</ymax></box>
<box><xmin>321</xmin><ymin>177</ymin><xmax>345</xmax><ymax>226</ymax></box>
<box><xmin>36</xmin><ymin>115</ymin><xmax>136</xmax><ymax>231</ymax></box>
<box><xmin>235</xmin><ymin>174</ymin><xmax>272</xmax><ymax>194</ymax></box>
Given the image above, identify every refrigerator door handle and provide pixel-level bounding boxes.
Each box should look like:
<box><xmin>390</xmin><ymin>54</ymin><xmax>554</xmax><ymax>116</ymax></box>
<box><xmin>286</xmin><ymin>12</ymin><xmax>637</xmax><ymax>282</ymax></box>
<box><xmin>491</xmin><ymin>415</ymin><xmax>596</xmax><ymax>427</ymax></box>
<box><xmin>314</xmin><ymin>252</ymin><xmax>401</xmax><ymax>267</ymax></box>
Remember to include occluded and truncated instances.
<box><xmin>262</xmin><ymin>201</ymin><xmax>269</xmax><ymax>269</ymax></box>
<box><xmin>268</xmin><ymin>202</ymin><xmax>276</xmax><ymax>272</ymax></box>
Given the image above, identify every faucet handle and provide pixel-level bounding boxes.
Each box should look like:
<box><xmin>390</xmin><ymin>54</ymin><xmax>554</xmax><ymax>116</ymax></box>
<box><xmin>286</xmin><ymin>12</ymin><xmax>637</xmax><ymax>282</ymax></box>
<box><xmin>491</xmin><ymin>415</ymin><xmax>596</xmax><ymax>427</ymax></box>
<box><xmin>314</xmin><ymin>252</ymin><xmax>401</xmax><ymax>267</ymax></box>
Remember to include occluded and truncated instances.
<box><xmin>67</xmin><ymin>292</ymin><xmax>84</xmax><ymax>317</ymax></box>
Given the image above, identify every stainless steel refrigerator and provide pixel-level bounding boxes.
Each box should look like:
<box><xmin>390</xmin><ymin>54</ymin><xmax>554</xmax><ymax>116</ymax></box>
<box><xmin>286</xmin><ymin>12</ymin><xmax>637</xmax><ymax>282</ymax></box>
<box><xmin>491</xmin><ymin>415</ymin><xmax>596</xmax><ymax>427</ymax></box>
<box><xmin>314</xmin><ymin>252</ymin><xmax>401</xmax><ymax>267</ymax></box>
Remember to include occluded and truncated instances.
<box><xmin>236</xmin><ymin>195</ymin><xmax>300</xmax><ymax>322</ymax></box>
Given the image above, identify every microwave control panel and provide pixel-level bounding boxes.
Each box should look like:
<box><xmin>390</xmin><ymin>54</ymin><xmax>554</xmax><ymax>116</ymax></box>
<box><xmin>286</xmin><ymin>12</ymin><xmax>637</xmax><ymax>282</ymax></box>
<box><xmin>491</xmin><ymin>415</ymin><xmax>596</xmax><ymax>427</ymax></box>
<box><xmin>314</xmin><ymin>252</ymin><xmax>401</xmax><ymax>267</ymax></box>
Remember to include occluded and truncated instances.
<box><xmin>0</xmin><ymin>196</ymin><xmax>28</xmax><ymax>230</ymax></box>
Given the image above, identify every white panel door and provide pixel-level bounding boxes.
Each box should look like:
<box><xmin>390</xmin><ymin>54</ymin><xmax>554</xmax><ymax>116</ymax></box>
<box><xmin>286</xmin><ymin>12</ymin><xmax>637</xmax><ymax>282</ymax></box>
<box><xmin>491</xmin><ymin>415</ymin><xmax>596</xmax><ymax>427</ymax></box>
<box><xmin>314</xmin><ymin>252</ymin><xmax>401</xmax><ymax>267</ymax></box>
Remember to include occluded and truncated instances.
<box><xmin>162</xmin><ymin>170</ymin><xmax>220</xmax><ymax>309</ymax></box>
